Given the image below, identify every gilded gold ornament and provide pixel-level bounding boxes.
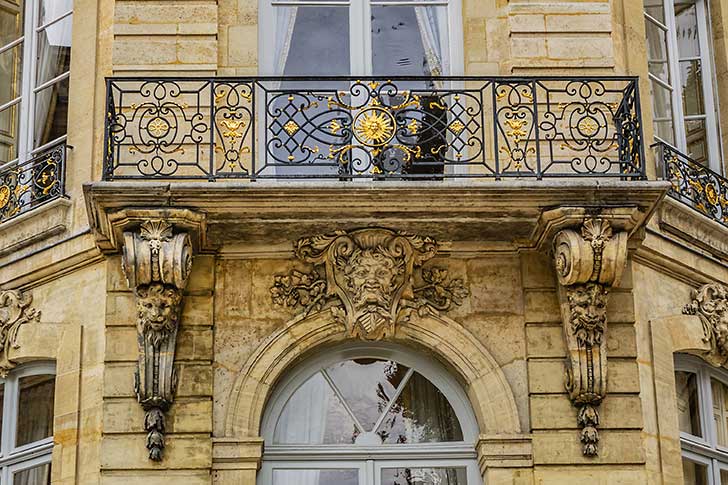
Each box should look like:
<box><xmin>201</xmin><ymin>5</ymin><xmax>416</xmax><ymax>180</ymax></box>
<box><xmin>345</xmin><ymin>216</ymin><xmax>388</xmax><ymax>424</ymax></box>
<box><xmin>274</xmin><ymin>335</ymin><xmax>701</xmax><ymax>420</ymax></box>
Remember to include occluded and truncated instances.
<box><xmin>147</xmin><ymin>118</ymin><xmax>170</xmax><ymax>138</ymax></box>
<box><xmin>0</xmin><ymin>186</ymin><xmax>9</xmax><ymax>209</ymax></box>
<box><xmin>353</xmin><ymin>108</ymin><xmax>395</xmax><ymax>147</ymax></box>
<box><xmin>283</xmin><ymin>120</ymin><xmax>300</xmax><ymax>136</ymax></box>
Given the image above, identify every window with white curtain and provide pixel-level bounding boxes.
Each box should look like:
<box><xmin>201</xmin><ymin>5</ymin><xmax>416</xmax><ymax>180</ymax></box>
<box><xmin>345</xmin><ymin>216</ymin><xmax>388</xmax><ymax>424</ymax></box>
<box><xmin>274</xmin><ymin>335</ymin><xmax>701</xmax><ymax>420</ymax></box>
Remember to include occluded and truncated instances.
<box><xmin>0</xmin><ymin>362</ymin><xmax>55</xmax><ymax>485</ymax></box>
<box><xmin>259</xmin><ymin>0</ymin><xmax>462</xmax><ymax>78</ymax></box>
<box><xmin>675</xmin><ymin>354</ymin><xmax>728</xmax><ymax>484</ymax></box>
<box><xmin>644</xmin><ymin>0</ymin><xmax>722</xmax><ymax>172</ymax></box>
<box><xmin>0</xmin><ymin>0</ymin><xmax>72</xmax><ymax>166</ymax></box>
<box><xmin>259</xmin><ymin>345</ymin><xmax>483</xmax><ymax>485</ymax></box>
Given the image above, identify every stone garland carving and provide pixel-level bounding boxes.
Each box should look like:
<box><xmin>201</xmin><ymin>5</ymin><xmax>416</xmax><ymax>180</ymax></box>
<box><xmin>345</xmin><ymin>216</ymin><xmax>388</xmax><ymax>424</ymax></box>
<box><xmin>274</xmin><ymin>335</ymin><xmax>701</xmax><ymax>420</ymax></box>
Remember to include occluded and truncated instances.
<box><xmin>0</xmin><ymin>290</ymin><xmax>40</xmax><ymax>377</ymax></box>
<box><xmin>271</xmin><ymin>228</ymin><xmax>468</xmax><ymax>341</ymax></box>
<box><xmin>683</xmin><ymin>283</ymin><xmax>728</xmax><ymax>366</ymax></box>
<box><xmin>122</xmin><ymin>220</ymin><xmax>193</xmax><ymax>461</ymax></box>
<box><xmin>552</xmin><ymin>218</ymin><xmax>628</xmax><ymax>456</ymax></box>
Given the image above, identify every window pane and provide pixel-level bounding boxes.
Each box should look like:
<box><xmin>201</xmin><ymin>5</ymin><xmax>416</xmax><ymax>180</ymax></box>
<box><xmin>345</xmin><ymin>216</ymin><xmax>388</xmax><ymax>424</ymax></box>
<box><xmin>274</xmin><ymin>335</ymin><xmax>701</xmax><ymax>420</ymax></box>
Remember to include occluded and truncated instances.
<box><xmin>326</xmin><ymin>359</ymin><xmax>409</xmax><ymax>432</ymax></box>
<box><xmin>644</xmin><ymin>0</ymin><xmax>665</xmax><ymax>23</ymax></box>
<box><xmin>682</xmin><ymin>458</ymin><xmax>708</xmax><ymax>485</ymax></box>
<box><xmin>273</xmin><ymin>469</ymin><xmax>358</xmax><ymax>485</ymax></box>
<box><xmin>372</xmin><ymin>5</ymin><xmax>449</xmax><ymax>78</ymax></box>
<box><xmin>12</xmin><ymin>462</ymin><xmax>51</xmax><ymax>485</ymax></box>
<box><xmin>675</xmin><ymin>371</ymin><xmax>702</xmax><ymax>438</ymax></box>
<box><xmin>685</xmin><ymin>118</ymin><xmax>708</xmax><ymax>165</ymax></box>
<box><xmin>274</xmin><ymin>372</ymin><xmax>359</xmax><ymax>444</ymax></box>
<box><xmin>382</xmin><ymin>467</ymin><xmax>467</xmax><ymax>485</ymax></box>
<box><xmin>16</xmin><ymin>374</ymin><xmax>55</xmax><ymax>447</ymax></box>
<box><xmin>675</xmin><ymin>2</ymin><xmax>700</xmax><ymax>59</ymax></box>
<box><xmin>275</xmin><ymin>6</ymin><xmax>350</xmax><ymax>76</ymax></box>
<box><xmin>33</xmin><ymin>75</ymin><xmax>69</xmax><ymax>148</ymax></box>
<box><xmin>713</xmin><ymin>378</ymin><xmax>728</xmax><ymax>448</ymax></box>
<box><xmin>0</xmin><ymin>1</ymin><xmax>23</xmax><ymax>49</ymax></box>
<box><xmin>377</xmin><ymin>371</ymin><xmax>463</xmax><ymax>444</ymax></box>
<box><xmin>680</xmin><ymin>59</ymin><xmax>705</xmax><ymax>116</ymax></box>
<box><xmin>721</xmin><ymin>469</ymin><xmax>728</xmax><ymax>484</ymax></box>
<box><xmin>35</xmin><ymin>15</ymin><xmax>72</xmax><ymax>88</ymax></box>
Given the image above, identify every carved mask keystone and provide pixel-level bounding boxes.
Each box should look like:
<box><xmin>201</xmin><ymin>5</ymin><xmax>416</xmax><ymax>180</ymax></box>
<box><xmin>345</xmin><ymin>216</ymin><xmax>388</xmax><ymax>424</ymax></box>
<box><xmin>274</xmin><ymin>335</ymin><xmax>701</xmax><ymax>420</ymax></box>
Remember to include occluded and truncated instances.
<box><xmin>552</xmin><ymin>218</ymin><xmax>628</xmax><ymax>457</ymax></box>
<box><xmin>684</xmin><ymin>283</ymin><xmax>728</xmax><ymax>366</ymax></box>
<box><xmin>122</xmin><ymin>220</ymin><xmax>193</xmax><ymax>461</ymax></box>
<box><xmin>0</xmin><ymin>290</ymin><xmax>40</xmax><ymax>377</ymax></box>
<box><xmin>271</xmin><ymin>228</ymin><xmax>468</xmax><ymax>340</ymax></box>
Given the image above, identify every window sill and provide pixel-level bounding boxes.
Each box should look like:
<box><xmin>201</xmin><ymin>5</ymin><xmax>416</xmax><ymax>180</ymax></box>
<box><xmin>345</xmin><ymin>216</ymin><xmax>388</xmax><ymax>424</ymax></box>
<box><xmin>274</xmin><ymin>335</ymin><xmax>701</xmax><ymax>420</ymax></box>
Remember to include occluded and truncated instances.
<box><xmin>0</xmin><ymin>198</ymin><xmax>72</xmax><ymax>259</ymax></box>
<box><xmin>657</xmin><ymin>196</ymin><xmax>728</xmax><ymax>262</ymax></box>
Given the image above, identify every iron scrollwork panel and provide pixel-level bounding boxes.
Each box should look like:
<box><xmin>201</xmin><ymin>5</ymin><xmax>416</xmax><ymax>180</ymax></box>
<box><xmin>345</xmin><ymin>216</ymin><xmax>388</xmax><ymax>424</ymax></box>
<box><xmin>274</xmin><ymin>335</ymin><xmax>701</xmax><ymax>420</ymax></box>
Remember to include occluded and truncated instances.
<box><xmin>0</xmin><ymin>142</ymin><xmax>65</xmax><ymax>224</ymax></box>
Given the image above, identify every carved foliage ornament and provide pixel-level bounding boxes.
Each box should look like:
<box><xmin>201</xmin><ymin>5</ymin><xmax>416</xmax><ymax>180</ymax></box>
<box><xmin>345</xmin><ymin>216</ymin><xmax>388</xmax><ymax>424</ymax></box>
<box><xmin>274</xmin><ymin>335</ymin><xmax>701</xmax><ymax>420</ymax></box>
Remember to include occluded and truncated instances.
<box><xmin>271</xmin><ymin>228</ymin><xmax>468</xmax><ymax>340</ymax></box>
<box><xmin>122</xmin><ymin>220</ymin><xmax>193</xmax><ymax>461</ymax></box>
<box><xmin>0</xmin><ymin>290</ymin><xmax>40</xmax><ymax>377</ymax></box>
<box><xmin>552</xmin><ymin>218</ymin><xmax>628</xmax><ymax>456</ymax></box>
<box><xmin>684</xmin><ymin>283</ymin><xmax>728</xmax><ymax>366</ymax></box>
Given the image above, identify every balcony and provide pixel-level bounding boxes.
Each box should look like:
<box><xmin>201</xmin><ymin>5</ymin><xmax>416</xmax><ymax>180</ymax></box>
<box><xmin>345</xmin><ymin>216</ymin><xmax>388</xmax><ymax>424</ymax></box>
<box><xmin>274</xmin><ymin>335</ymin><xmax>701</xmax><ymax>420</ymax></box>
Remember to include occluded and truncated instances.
<box><xmin>103</xmin><ymin>76</ymin><xmax>645</xmax><ymax>181</ymax></box>
<box><xmin>0</xmin><ymin>142</ymin><xmax>67</xmax><ymax>225</ymax></box>
<box><xmin>657</xmin><ymin>141</ymin><xmax>728</xmax><ymax>229</ymax></box>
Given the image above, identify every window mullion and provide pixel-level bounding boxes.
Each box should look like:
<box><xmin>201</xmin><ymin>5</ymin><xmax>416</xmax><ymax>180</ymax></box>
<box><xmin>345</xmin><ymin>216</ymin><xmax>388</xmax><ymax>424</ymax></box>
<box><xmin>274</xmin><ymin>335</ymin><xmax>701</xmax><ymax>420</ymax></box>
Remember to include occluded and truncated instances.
<box><xmin>17</xmin><ymin>0</ymin><xmax>38</xmax><ymax>162</ymax></box>
<box><xmin>2</xmin><ymin>376</ymin><xmax>16</xmax><ymax>458</ymax></box>
<box><xmin>320</xmin><ymin>369</ymin><xmax>367</xmax><ymax>434</ymax></box>
<box><xmin>665</xmin><ymin>0</ymin><xmax>687</xmax><ymax>153</ymax></box>
<box><xmin>350</xmin><ymin>0</ymin><xmax>370</xmax><ymax>75</ymax></box>
<box><xmin>701</xmin><ymin>368</ymin><xmax>717</xmax><ymax>449</ymax></box>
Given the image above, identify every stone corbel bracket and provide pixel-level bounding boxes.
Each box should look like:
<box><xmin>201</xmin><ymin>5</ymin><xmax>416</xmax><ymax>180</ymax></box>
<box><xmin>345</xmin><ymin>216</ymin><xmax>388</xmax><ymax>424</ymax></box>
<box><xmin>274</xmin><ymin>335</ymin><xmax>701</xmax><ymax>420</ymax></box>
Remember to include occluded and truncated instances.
<box><xmin>0</xmin><ymin>290</ymin><xmax>41</xmax><ymax>376</ymax></box>
<box><xmin>552</xmin><ymin>218</ymin><xmax>629</xmax><ymax>456</ymax></box>
<box><xmin>122</xmin><ymin>220</ymin><xmax>194</xmax><ymax>461</ymax></box>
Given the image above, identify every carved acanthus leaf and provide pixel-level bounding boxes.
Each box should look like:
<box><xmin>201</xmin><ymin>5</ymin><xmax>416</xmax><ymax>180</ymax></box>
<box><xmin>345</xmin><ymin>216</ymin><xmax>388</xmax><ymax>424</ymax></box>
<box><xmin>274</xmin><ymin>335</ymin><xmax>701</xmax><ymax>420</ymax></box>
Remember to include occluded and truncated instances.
<box><xmin>272</xmin><ymin>228</ymin><xmax>466</xmax><ymax>340</ymax></box>
<box><xmin>683</xmin><ymin>283</ymin><xmax>728</xmax><ymax>366</ymax></box>
<box><xmin>0</xmin><ymin>290</ymin><xmax>40</xmax><ymax>377</ymax></box>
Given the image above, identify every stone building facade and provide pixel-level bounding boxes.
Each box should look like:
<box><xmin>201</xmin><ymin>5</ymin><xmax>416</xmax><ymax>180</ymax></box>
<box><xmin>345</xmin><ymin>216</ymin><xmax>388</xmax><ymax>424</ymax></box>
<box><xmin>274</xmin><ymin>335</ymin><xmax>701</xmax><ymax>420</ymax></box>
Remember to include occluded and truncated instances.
<box><xmin>0</xmin><ymin>0</ymin><xmax>727</xmax><ymax>484</ymax></box>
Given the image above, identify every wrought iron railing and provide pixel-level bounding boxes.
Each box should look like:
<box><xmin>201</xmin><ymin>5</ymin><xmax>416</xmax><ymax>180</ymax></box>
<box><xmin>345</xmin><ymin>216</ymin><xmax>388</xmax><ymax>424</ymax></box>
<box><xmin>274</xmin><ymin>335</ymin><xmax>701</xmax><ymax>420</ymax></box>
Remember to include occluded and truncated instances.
<box><xmin>657</xmin><ymin>141</ymin><xmax>728</xmax><ymax>228</ymax></box>
<box><xmin>0</xmin><ymin>142</ymin><xmax>66</xmax><ymax>224</ymax></box>
<box><xmin>103</xmin><ymin>76</ymin><xmax>645</xmax><ymax>180</ymax></box>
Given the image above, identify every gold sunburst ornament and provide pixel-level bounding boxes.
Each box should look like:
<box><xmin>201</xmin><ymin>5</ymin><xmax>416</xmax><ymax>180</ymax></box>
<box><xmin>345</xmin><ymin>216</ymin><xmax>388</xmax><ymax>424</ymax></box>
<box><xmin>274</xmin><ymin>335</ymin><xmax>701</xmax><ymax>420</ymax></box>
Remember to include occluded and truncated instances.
<box><xmin>353</xmin><ymin>108</ymin><xmax>395</xmax><ymax>147</ymax></box>
<box><xmin>0</xmin><ymin>185</ymin><xmax>9</xmax><ymax>209</ymax></box>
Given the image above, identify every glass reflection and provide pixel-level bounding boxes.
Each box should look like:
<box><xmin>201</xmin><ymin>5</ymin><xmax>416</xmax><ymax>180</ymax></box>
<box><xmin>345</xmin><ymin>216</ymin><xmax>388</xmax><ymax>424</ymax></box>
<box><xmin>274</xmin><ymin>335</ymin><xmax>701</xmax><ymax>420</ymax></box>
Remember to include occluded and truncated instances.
<box><xmin>682</xmin><ymin>458</ymin><xmax>708</xmax><ymax>485</ymax></box>
<box><xmin>676</xmin><ymin>370</ymin><xmax>702</xmax><ymax>438</ymax></box>
<box><xmin>17</xmin><ymin>374</ymin><xmax>55</xmax><ymax>448</ymax></box>
<box><xmin>377</xmin><ymin>371</ymin><xmax>463</xmax><ymax>444</ymax></box>
<box><xmin>13</xmin><ymin>462</ymin><xmax>51</xmax><ymax>485</ymax></box>
<box><xmin>382</xmin><ymin>467</ymin><xmax>467</xmax><ymax>485</ymax></box>
<box><xmin>273</xmin><ymin>469</ymin><xmax>359</xmax><ymax>485</ymax></box>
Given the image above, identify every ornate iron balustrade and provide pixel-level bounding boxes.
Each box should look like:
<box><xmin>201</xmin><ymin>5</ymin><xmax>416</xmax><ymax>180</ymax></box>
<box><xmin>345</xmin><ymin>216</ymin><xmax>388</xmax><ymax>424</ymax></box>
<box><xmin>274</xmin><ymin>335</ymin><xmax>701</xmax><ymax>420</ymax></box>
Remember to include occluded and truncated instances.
<box><xmin>658</xmin><ymin>141</ymin><xmax>728</xmax><ymax>227</ymax></box>
<box><xmin>0</xmin><ymin>142</ymin><xmax>66</xmax><ymax>224</ymax></box>
<box><xmin>104</xmin><ymin>76</ymin><xmax>645</xmax><ymax>180</ymax></box>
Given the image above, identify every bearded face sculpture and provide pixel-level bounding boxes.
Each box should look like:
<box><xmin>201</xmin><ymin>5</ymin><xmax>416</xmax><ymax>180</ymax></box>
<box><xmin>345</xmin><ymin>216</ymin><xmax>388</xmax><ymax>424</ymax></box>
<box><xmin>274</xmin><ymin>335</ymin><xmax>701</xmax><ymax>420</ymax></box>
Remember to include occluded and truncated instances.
<box><xmin>341</xmin><ymin>248</ymin><xmax>404</xmax><ymax>339</ymax></box>
<box><xmin>568</xmin><ymin>283</ymin><xmax>608</xmax><ymax>347</ymax></box>
<box><xmin>136</xmin><ymin>283</ymin><xmax>182</xmax><ymax>349</ymax></box>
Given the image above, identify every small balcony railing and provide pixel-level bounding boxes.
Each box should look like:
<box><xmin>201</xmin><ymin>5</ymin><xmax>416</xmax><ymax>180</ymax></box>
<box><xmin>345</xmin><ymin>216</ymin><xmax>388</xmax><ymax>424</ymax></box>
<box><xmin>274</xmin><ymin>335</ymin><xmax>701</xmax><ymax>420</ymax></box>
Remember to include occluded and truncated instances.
<box><xmin>0</xmin><ymin>141</ymin><xmax>66</xmax><ymax>225</ymax></box>
<box><xmin>103</xmin><ymin>76</ymin><xmax>645</xmax><ymax>181</ymax></box>
<box><xmin>657</xmin><ymin>141</ymin><xmax>728</xmax><ymax>228</ymax></box>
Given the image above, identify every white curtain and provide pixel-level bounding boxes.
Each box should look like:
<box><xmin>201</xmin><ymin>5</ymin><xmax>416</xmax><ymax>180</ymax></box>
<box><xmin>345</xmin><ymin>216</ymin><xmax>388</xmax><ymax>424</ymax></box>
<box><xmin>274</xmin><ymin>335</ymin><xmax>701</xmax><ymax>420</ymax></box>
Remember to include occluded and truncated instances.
<box><xmin>273</xmin><ymin>7</ymin><xmax>299</xmax><ymax>76</ymax></box>
<box><xmin>34</xmin><ymin>0</ymin><xmax>73</xmax><ymax>147</ymax></box>
<box><xmin>414</xmin><ymin>7</ymin><xmax>449</xmax><ymax>78</ymax></box>
<box><xmin>273</xmin><ymin>373</ymin><xmax>331</xmax><ymax>485</ymax></box>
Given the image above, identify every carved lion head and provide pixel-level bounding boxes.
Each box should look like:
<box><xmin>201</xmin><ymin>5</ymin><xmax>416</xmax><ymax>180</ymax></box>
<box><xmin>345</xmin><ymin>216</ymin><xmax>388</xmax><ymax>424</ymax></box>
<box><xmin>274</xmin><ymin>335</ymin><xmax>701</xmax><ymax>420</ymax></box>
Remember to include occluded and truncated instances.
<box><xmin>136</xmin><ymin>283</ymin><xmax>182</xmax><ymax>348</ymax></box>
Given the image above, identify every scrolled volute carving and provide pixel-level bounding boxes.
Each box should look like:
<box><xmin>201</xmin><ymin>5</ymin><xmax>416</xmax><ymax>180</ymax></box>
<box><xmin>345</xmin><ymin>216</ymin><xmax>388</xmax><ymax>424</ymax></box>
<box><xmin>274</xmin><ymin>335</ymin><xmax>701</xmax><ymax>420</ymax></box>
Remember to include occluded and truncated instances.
<box><xmin>552</xmin><ymin>218</ymin><xmax>628</xmax><ymax>457</ymax></box>
<box><xmin>683</xmin><ymin>283</ymin><xmax>728</xmax><ymax>366</ymax></box>
<box><xmin>271</xmin><ymin>228</ymin><xmax>468</xmax><ymax>341</ymax></box>
<box><xmin>0</xmin><ymin>290</ymin><xmax>41</xmax><ymax>377</ymax></box>
<box><xmin>122</xmin><ymin>220</ymin><xmax>193</xmax><ymax>461</ymax></box>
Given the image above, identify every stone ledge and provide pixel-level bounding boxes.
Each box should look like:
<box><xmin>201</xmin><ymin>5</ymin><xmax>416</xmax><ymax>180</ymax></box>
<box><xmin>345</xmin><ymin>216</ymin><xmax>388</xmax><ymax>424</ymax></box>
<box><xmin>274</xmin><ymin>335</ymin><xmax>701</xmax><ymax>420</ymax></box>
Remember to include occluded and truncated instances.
<box><xmin>84</xmin><ymin>180</ymin><xmax>668</xmax><ymax>254</ymax></box>
<box><xmin>657</xmin><ymin>196</ymin><xmax>728</xmax><ymax>262</ymax></box>
<box><xmin>211</xmin><ymin>438</ymin><xmax>263</xmax><ymax>470</ymax></box>
<box><xmin>0</xmin><ymin>198</ymin><xmax>72</xmax><ymax>259</ymax></box>
<box><xmin>477</xmin><ymin>434</ymin><xmax>533</xmax><ymax>470</ymax></box>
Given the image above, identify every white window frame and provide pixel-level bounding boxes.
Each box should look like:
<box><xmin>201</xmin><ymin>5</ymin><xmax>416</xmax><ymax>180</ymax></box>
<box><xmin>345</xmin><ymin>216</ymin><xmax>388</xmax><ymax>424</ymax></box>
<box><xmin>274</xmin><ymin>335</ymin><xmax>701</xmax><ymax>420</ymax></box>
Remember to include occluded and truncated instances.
<box><xmin>0</xmin><ymin>361</ymin><xmax>55</xmax><ymax>485</ymax></box>
<box><xmin>0</xmin><ymin>0</ymin><xmax>72</xmax><ymax>169</ymax></box>
<box><xmin>258</xmin><ymin>0</ymin><xmax>464</xmax><ymax>76</ymax></box>
<box><xmin>675</xmin><ymin>354</ymin><xmax>728</xmax><ymax>484</ymax></box>
<box><xmin>644</xmin><ymin>0</ymin><xmax>722</xmax><ymax>172</ymax></box>
<box><xmin>259</xmin><ymin>342</ymin><xmax>482</xmax><ymax>485</ymax></box>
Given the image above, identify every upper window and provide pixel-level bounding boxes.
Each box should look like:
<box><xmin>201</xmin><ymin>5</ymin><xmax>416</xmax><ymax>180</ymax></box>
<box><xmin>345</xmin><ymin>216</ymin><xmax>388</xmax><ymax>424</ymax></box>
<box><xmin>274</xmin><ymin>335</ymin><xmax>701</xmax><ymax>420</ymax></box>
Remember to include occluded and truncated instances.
<box><xmin>260</xmin><ymin>0</ymin><xmax>461</xmax><ymax>77</ymax></box>
<box><xmin>644</xmin><ymin>0</ymin><xmax>721</xmax><ymax>171</ymax></box>
<box><xmin>259</xmin><ymin>345</ymin><xmax>482</xmax><ymax>485</ymax></box>
<box><xmin>0</xmin><ymin>362</ymin><xmax>55</xmax><ymax>485</ymax></box>
<box><xmin>675</xmin><ymin>354</ymin><xmax>728</xmax><ymax>484</ymax></box>
<box><xmin>0</xmin><ymin>0</ymin><xmax>72</xmax><ymax>166</ymax></box>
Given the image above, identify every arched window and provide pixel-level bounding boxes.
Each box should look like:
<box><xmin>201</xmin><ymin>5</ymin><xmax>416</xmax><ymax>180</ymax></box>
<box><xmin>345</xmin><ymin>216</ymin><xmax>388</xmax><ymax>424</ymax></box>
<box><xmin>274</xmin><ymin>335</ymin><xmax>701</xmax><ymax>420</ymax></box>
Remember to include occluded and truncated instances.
<box><xmin>259</xmin><ymin>344</ymin><xmax>482</xmax><ymax>485</ymax></box>
<box><xmin>259</xmin><ymin>0</ymin><xmax>464</xmax><ymax>77</ymax></box>
<box><xmin>0</xmin><ymin>362</ymin><xmax>55</xmax><ymax>485</ymax></box>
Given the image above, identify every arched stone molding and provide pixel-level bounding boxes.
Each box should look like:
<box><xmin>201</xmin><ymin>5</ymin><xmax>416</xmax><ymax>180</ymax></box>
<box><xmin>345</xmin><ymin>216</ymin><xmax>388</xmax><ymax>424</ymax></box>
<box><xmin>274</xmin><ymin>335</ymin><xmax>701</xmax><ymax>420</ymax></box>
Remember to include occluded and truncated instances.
<box><xmin>223</xmin><ymin>309</ymin><xmax>522</xmax><ymax>440</ymax></box>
